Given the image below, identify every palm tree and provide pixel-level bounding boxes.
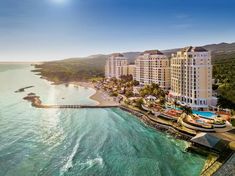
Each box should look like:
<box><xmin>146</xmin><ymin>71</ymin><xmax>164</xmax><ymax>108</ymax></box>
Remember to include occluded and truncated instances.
<box><xmin>173</xmin><ymin>100</ymin><xmax>178</xmax><ymax>109</ymax></box>
<box><xmin>182</xmin><ymin>106</ymin><xmax>192</xmax><ymax>115</ymax></box>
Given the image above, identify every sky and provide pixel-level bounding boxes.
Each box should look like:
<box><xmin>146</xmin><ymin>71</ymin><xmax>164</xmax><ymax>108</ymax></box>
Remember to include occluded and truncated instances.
<box><xmin>0</xmin><ymin>0</ymin><xmax>235</xmax><ymax>61</ymax></box>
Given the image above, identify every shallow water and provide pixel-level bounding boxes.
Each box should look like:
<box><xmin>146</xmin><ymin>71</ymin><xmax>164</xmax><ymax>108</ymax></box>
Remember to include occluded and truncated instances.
<box><xmin>0</xmin><ymin>64</ymin><xmax>206</xmax><ymax>176</ymax></box>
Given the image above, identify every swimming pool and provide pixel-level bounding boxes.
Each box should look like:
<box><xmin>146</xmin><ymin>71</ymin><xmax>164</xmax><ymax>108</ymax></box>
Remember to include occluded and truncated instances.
<box><xmin>196</xmin><ymin>119</ymin><xmax>206</xmax><ymax>124</ymax></box>
<box><xmin>192</xmin><ymin>110</ymin><xmax>217</xmax><ymax>119</ymax></box>
<box><xmin>166</xmin><ymin>105</ymin><xmax>217</xmax><ymax>119</ymax></box>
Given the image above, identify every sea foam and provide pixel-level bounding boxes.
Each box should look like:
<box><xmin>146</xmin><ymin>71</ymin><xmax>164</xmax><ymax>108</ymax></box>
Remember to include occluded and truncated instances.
<box><xmin>80</xmin><ymin>156</ymin><xmax>104</xmax><ymax>169</ymax></box>
<box><xmin>60</xmin><ymin>139</ymin><xmax>80</xmax><ymax>175</ymax></box>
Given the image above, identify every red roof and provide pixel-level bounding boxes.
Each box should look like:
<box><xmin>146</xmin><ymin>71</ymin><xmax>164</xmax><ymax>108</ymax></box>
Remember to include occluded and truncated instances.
<box><xmin>181</xmin><ymin>46</ymin><xmax>208</xmax><ymax>52</ymax></box>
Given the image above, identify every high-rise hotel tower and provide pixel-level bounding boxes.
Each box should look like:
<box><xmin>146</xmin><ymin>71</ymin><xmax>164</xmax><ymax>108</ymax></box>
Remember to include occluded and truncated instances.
<box><xmin>105</xmin><ymin>53</ymin><xmax>128</xmax><ymax>79</ymax></box>
<box><xmin>134</xmin><ymin>50</ymin><xmax>171</xmax><ymax>89</ymax></box>
<box><xmin>169</xmin><ymin>47</ymin><xmax>212</xmax><ymax>110</ymax></box>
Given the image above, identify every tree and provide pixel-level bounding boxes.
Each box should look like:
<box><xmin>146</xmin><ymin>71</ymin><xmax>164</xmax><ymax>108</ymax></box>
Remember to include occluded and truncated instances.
<box><xmin>132</xmin><ymin>80</ymin><xmax>139</xmax><ymax>86</ymax></box>
<box><xmin>182</xmin><ymin>106</ymin><xmax>192</xmax><ymax>115</ymax></box>
<box><xmin>159</xmin><ymin>97</ymin><xmax>166</xmax><ymax>105</ymax></box>
<box><xmin>135</xmin><ymin>98</ymin><xmax>144</xmax><ymax>109</ymax></box>
<box><xmin>125</xmin><ymin>90</ymin><xmax>134</xmax><ymax>97</ymax></box>
<box><xmin>212</xmin><ymin>84</ymin><xmax>219</xmax><ymax>91</ymax></box>
<box><xmin>120</xmin><ymin>75</ymin><xmax>133</xmax><ymax>82</ymax></box>
<box><xmin>111</xmin><ymin>92</ymin><xmax>118</xmax><ymax>97</ymax></box>
<box><xmin>173</xmin><ymin>100</ymin><xmax>178</xmax><ymax>109</ymax></box>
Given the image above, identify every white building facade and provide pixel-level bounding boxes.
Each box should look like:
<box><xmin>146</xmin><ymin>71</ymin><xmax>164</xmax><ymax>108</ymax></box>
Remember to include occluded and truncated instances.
<box><xmin>134</xmin><ymin>50</ymin><xmax>171</xmax><ymax>89</ymax></box>
<box><xmin>105</xmin><ymin>53</ymin><xmax>128</xmax><ymax>79</ymax></box>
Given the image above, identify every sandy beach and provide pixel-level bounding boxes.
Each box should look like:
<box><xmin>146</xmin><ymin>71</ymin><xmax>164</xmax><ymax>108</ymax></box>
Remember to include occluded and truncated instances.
<box><xmin>71</xmin><ymin>81</ymin><xmax>119</xmax><ymax>106</ymax></box>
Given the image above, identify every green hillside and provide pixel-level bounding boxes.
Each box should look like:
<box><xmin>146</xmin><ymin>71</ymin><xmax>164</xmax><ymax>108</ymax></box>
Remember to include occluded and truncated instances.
<box><xmin>33</xmin><ymin>55</ymin><xmax>108</xmax><ymax>83</ymax></box>
<box><xmin>212</xmin><ymin>52</ymin><xmax>235</xmax><ymax>109</ymax></box>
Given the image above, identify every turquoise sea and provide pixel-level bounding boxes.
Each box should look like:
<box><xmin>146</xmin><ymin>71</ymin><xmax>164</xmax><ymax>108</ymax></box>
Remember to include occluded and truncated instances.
<box><xmin>0</xmin><ymin>64</ymin><xmax>206</xmax><ymax>176</ymax></box>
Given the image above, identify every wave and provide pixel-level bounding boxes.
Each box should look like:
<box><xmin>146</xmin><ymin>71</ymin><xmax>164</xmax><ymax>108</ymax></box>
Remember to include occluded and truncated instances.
<box><xmin>80</xmin><ymin>155</ymin><xmax>104</xmax><ymax>169</ymax></box>
<box><xmin>59</xmin><ymin>138</ymin><xmax>81</xmax><ymax>176</ymax></box>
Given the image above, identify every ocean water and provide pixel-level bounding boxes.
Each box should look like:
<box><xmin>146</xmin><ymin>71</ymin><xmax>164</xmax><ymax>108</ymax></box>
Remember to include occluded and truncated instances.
<box><xmin>0</xmin><ymin>64</ymin><xmax>206</xmax><ymax>176</ymax></box>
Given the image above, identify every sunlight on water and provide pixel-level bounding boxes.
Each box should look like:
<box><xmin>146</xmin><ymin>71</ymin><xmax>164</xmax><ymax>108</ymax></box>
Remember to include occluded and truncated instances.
<box><xmin>0</xmin><ymin>64</ymin><xmax>206</xmax><ymax>176</ymax></box>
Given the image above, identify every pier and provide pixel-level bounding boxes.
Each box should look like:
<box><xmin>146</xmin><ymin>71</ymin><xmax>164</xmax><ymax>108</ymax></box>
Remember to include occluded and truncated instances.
<box><xmin>23</xmin><ymin>93</ymin><xmax>119</xmax><ymax>109</ymax></box>
<box><xmin>48</xmin><ymin>105</ymin><xmax>119</xmax><ymax>109</ymax></box>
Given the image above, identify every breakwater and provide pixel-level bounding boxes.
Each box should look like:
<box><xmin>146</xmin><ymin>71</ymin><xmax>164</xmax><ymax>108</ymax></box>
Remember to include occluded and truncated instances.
<box><xmin>15</xmin><ymin>86</ymin><xmax>34</xmax><ymax>93</ymax></box>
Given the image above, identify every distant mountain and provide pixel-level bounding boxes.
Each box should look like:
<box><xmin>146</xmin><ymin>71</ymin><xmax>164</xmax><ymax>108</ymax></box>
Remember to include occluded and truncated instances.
<box><xmin>203</xmin><ymin>42</ymin><xmax>235</xmax><ymax>54</ymax></box>
<box><xmin>61</xmin><ymin>42</ymin><xmax>235</xmax><ymax>63</ymax></box>
<box><xmin>161</xmin><ymin>48</ymin><xmax>179</xmax><ymax>57</ymax></box>
<box><xmin>161</xmin><ymin>42</ymin><xmax>235</xmax><ymax>58</ymax></box>
<box><xmin>122</xmin><ymin>52</ymin><xmax>141</xmax><ymax>64</ymax></box>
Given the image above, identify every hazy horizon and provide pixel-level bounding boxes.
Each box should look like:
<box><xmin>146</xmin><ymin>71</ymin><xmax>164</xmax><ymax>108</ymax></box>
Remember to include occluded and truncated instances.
<box><xmin>0</xmin><ymin>41</ymin><xmax>234</xmax><ymax>62</ymax></box>
<box><xmin>1</xmin><ymin>0</ymin><xmax>235</xmax><ymax>61</ymax></box>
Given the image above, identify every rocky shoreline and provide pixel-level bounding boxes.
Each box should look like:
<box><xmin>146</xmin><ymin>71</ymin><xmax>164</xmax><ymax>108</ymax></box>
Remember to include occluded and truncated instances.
<box><xmin>23</xmin><ymin>93</ymin><xmax>49</xmax><ymax>108</ymax></box>
<box><xmin>119</xmin><ymin>105</ymin><xmax>194</xmax><ymax>141</ymax></box>
<box><xmin>119</xmin><ymin>105</ymin><xmax>235</xmax><ymax>176</ymax></box>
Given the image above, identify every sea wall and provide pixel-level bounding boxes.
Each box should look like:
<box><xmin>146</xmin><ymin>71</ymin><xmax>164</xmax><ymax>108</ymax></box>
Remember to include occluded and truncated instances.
<box><xmin>119</xmin><ymin>105</ymin><xmax>194</xmax><ymax>141</ymax></box>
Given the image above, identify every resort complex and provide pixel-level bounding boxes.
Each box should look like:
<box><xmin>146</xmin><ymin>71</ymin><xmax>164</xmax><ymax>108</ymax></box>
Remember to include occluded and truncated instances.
<box><xmin>102</xmin><ymin>48</ymin><xmax>235</xmax><ymax>174</ymax></box>
<box><xmin>2</xmin><ymin>0</ymin><xmax>235</xmax><ymax>175</ymax></box>
<box><xmin>18</xmin><ymin>46</ymin><xmax>235</xmax><ymax>176</ymax></box>
<box><xmin>105</xmin><ymin>47</ymin><xmax>213</xmax><ymax>110</ymax></box>
<box><xmin>103</xmin><ymin>47</ymin><xmax>234</xmax><ymax>132</ymax></box>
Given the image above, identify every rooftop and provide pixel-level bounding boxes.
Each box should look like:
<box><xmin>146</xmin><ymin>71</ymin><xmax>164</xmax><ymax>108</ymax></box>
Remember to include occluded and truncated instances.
<box><xmin>181</xmin><ymin>46</ymin><xmax>208</xmax><ymax>52</ymax></box>
<box><xmin>111</xmin><ymin>53</ymin><xmax>124</xmax><ymax>57</ymax></box>
<box><xmin>191</xmin><ymin>132</ymin><xmax>229</xmax><ymax>152</ymax></box>
<box><xmin>141</xmin><ymin>50</ymin><xmax>164</xmax><ymax>55</ymax></box>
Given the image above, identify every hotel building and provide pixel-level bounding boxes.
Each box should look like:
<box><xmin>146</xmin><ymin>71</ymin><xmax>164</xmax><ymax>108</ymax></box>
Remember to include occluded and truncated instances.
<box><xmin>123</xmin><ymin>64</ymin><xmax>135</xmax><ymax>76</ymax></box>
<box><xmin>134</xmin><ymin>50</ymin><xmax>171</xmax><ymax>89</ymax></box>
<box><xmin>105</xmin><ymin>53</ymin><xmax>128</xmax><ymax>79</ymax></box>
<box><xmin>169</xmin><ymin>47</ymin><xmax>212</xmax><ymax>110</ymax></box>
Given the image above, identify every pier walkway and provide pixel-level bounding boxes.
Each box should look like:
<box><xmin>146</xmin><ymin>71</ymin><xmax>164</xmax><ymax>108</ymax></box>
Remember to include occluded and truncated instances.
<box><xmin>48</xmin><ymin>105</ymin><xmax>119</xmax><ymax>109</ymax></box>
<box><xmin>23</xmin><ymin>94</ymin><xmax>119</xmax><ymax>109</ymax></box>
